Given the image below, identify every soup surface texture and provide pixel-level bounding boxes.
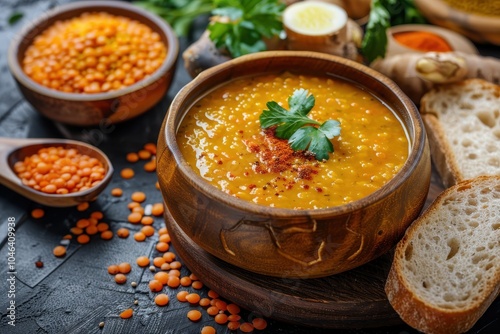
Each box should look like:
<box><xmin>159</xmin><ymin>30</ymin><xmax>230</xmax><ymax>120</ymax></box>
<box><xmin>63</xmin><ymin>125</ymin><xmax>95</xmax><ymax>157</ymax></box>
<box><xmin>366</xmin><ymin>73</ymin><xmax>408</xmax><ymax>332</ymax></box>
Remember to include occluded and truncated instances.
<box><xmin>177</xmin><ymin>73</ymin><xmax>409</xmax><ymax>209</ymax></box>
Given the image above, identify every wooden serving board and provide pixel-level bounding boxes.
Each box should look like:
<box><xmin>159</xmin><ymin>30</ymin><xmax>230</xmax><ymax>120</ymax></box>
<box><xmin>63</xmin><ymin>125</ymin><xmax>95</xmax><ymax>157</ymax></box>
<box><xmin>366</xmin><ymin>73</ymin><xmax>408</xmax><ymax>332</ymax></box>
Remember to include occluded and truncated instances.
<box><xmin>165</xmin><ymin>168</ymin><xmax>445</xmax><ymax>329</ymax></box>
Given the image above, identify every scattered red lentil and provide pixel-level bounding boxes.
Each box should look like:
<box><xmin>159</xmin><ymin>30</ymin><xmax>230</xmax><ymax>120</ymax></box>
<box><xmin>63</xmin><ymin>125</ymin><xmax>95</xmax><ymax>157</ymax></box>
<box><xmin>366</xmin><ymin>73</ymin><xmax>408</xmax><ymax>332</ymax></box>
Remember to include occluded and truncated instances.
<box><xmin>120</xmin><ymin>168</ymin><xmax>135</xmax><ymax>179</ymax></box>
<box><xmin>117</xmin><ymin>228</ymin><xmax>130</xmax><ymax>238</ymax></box>
<box><xmin>111</xmin><ymin>188</ymin><xmax>123</xmax><ymax>197</ymax></box>
<box><xmin>185</xmin><ymin>293</ymin><xmax>200</xmax><ymax>304</ymax></box>
<box><xmin>114</xmin><ymin>273</ymin><xmax>127</xmax><ymax>284</ymax></box>
<box><xmin>133</xmin><ymin>232</ymin><xmax>146</xmax><ymax>242</ymax></box>
<box><xmin>148</xmin><ymin>279</ymin><xmax>163</xmax><ymax>292</ymax></box>
<box><xmin>108</xmin><ymin>264</ymin><xmax>120</xmax><ymax>275</ymax></box>
<box><xmin>96</xmin><ymin>222</ymin><xmax>109</xmax><ymax>232</ymax></box>
<box><xmin>192</xmin><ymin>281</ymin><xmax>204</xmax><ymax>290</ymax></box>
<box><xmin>176</xmin><ymin>290</ymin><xmax>189</xmax><ymax>302</ymax></box>
<box><xmin>53</xmin><ymin>245</ymin><xmax>66</xmax><ymax>257</ymax></box>
<box><xmin>136</xmin><ymin>256</ymin><xmax>150</xmax><ymax>267</ymax></box>
<box><xmin>199</xmin><ymin>298</ymin><xmax>211</xmax><ymax>307</ymax></box>
<box><xmin>227</xmin><ymin>321</ymin><xmax>240</xmax><ymax>330</ymax></box>
<box><xmin>143</xmin><ymin>143</ymin><xmax>157</xmax><ymax>154</ymax></box>
<box><xmin>207</xmin><ymin>306</ymin><xmax>219</xmax><ymax>316</ymax></box>
<box><xmin>120</xmin><ymin>308</ymin><xmax>133</xmax><ymax>319</ymax></box>
<box><xmin>144</xmin><ymin>160</ymin><xmax>156</xmax><ymax>172</ymax></box>
<box><xmin>227</xmin><ymin>304</ymin><xmax>240</xmax><ymax>315</ymax></box>
<box><xmin>100</xmin><ymin>230</ymin><xmax>113</xmax><ymax>240</ymax></box>
<box><xmin>252</xmin><ymin>318</ymin><xmax>268</xmax><ymax>330</ymax></box>
<box><xmin>152</xmin><ymin>257</ymin><xmax>165</xmax><ymax>268</ymax></box>
<box><xmin>156</xmin><ymin>241</ymin><xmax>169</xmax><ymax>252</ymax></box>
<box><xmin>167</xmin><ymin>275</ymin><xmax>180</xmax><ymax>288</ymax></box>
<box><xmin>77</xmin><ymin>202</ymin><xmax>90</xmax><ymax>211</ymax></box>
<box><xmin>154</xmin><ymin>272</ymin><xmax>170</xmax><ymax>285</ymax></box>
<box><xmin>141</xmin><ymin>225</ymin><xmax>155</xmax><ymax>237</ymax></box>
<box><xmin>126</xmin><ymin>152</ymin><xmax>140</xmax><ymax>163</ymax></box>
<box><xmin>138</xmin><ymin>150</ymin><xmax>152</xmax><ymax>160</ymax></box>
<box><xmin>200</xmin><ymin>326</ymin><xmax>216</xmax><ymax>334</ymax></box>
<box><xmin>162</xmin><ymin>252</ymin><xmax>176</xmax><ymax>262</ymax></box>
<box><xmin>31</xmin><ymin>208</ymin><xmax>45</xmax><ymax>219</ymax></box>
<box><xmin>85</xmin><ymin>225</ymin><xmax>98</xmax><ymax>235</ymax></box>
<box><xmin>180</xmin><ymin>276</ymin><xmax>192</xmax><ymax>287</ymax></box>
<box><xmin>214</xmin><ymin>313</ymin><xmax>228</xmax><ymax>325</ymax></box>
<box><xmin>131</xmin><ymin>191</ymin><xmax>146</xmax><ymax>203</ymax></box>
<box><xmin>128</xmin><ymin>212</ymin><xmax>142</xmax><ymax>224</ymax></box>
<box><xmin>118</xmin><ymin>262</ymin><xmax>131</xmax><ymax>274</ymax></box>
<box><xmin>151</xmin><ymin>203</ymin><xmax>164</xmax><ymax>216</ymax></box>
<box><xmin>239</xmin><ymin>322</ymin><xmax>254</xmax><ymax>333</ymax></box>
<box><xmin>90</xmin><ymin>211</ymin><xmax>103</xmax><ymax>220</ymax></box>
<box><xmin>154</xmin><ymin>293</ymin><xmax>169</xmax><ymax>306</ymax></box>
<box><xmin>187</xmin><ymin>310</ymin><xmax>202</xmax><ymax>322</ymax></box>
<box><xmin>141</xmin><ymin>216</ymin><xmax>154</xmax><ymax>225</ymax></box>
<box><xmin>77</xmin><ymin>234</ymin><xmax>90</xmax><ymax>244</ymax></box>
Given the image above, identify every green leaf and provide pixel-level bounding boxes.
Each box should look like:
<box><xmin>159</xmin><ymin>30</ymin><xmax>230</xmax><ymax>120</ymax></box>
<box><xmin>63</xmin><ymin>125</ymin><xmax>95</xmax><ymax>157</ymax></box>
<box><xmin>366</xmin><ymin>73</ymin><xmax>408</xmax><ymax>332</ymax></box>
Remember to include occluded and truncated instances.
<box><xmin>288</xmin><ymin>88</ymin><xmax>315</xmax><ymax>115</ymax></box>
<box><xmin>361</xmin><ymin>0</ymin><xmax>426</xmax><ymax>63</ymax></box>
<box><xmin>8</xmin><ymin>12</ymin><xmax>23</xmax><ymax>25</ymax></box>
<box><xmin>208</xmin><ymin>0</ymin><xmax>285</xmax><ymax>58</ymax></box>
<box><xmin>260</xmin><ymin>89</ymin><xmax>341</xmax><ymax>161</ymax></box>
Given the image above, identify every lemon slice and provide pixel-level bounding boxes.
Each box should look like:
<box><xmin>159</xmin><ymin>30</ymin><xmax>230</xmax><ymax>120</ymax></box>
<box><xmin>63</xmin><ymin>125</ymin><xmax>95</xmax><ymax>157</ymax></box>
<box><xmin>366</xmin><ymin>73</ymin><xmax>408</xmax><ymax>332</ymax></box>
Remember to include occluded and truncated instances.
<box><xmin>283</xmin><ymin>1</ymin><xmax>348</xmax><ymax>36</ymax></box>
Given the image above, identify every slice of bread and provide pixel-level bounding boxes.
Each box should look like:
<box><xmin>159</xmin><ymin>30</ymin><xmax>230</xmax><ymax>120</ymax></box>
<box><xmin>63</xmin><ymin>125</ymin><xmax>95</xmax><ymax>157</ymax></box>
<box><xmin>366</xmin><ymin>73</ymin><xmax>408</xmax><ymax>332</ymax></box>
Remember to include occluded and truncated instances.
<box><xmin>420</xmin><ymin>79</ymin><xmax>500</xmax><ymax>188</ymax></box>
<box><xmin>385</xmin><ymin>175</ymin><xmax>500</xmax><ymax>334</ymax></box>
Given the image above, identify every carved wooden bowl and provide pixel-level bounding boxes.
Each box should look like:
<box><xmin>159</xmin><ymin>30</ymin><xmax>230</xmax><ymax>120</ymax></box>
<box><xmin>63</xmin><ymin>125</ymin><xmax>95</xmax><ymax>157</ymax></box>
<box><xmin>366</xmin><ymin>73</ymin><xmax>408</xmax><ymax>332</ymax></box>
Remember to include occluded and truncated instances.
<box><xmin>8</xmin><ymin>0</ymin><xmax>179</xmax><ymax>126</ymax></box>
<box><xmin>157</xmin><ymin>51</ymin><xmax>431</xmax><ymax>278</ymax></box>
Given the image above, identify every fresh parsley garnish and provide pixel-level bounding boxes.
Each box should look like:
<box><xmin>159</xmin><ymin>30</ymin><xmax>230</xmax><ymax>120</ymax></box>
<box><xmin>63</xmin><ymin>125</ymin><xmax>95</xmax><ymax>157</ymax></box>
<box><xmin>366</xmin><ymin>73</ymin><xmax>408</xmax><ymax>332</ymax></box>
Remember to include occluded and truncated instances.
<box><xmin>208</xmin><ymin>0</ymin><xmax>285</xmax><ymax>57</ymax></box>
<box><xmin>260</xmin><ymin>89</ymin><xmax>341</xmax><ymax>161</ymax></box>
<box><xmin>361</xmin><ymin>0</ymin><xmax>426</xmax><ymax>63</ymax></box>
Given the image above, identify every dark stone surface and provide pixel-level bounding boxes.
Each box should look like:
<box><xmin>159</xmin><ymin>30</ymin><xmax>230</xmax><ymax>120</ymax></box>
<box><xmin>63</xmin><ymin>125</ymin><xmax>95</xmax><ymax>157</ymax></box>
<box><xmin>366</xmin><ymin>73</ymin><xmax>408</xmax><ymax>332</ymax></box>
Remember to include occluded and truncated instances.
<box><xmin>0</xmin><ymin>1</ymin><xmax>499</xmax><ymax>333</ymax></box>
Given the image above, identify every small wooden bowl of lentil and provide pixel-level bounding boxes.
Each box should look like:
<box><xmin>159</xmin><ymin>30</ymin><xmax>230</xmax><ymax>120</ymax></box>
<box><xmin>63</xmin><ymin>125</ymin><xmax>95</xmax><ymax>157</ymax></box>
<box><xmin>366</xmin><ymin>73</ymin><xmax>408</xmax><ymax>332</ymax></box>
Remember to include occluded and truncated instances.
<box><xmin>0</xmin><ymin>137</ymin><xmax>113</xmax><ymax>207</ymax></box>
<box><xmin>157</xmin><ymin>51</ymin><xmax>431</xmax><ymax>278</ymax></box>
<box><xmin>7</xmin><ymin>0</ymin><xmax>179</xmax><ymax>126</ymax></box>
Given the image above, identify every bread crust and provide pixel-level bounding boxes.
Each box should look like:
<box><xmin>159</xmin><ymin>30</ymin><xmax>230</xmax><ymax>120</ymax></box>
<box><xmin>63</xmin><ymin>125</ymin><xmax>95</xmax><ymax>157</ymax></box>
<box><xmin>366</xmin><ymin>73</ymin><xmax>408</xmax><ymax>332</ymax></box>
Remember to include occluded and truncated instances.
<box><xmin>385</xmin><ymin>176</ymin><xmax>500</xmax><ymax>334</ymax></box>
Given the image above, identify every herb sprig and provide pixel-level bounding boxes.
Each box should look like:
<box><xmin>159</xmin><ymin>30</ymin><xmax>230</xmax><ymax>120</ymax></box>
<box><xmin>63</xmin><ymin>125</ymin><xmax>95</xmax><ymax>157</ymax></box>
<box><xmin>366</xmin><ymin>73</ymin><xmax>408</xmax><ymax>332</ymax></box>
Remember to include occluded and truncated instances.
<box><xmin>208</xmin><ymin>0</ymin><xmax>285</xmax><ymax>58</ymax></box>
<box><xmin>361</xmin><ymin>0</ymin><xmax>426</xmax><ymax>63</ymax></box>
<box><xmin>260</xmin><ymin>89</ymin><xmax>341</xmax><ymax>161</ymax></box>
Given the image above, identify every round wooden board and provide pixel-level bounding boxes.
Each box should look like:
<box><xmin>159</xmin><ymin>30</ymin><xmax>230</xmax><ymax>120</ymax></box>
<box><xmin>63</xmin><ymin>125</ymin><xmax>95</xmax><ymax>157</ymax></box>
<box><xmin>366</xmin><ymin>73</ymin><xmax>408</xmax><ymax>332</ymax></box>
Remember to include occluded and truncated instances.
<box><xmin>165</xmin><ymin>171</ymin><xmax>445</xmax><ymax>329</ymax></box>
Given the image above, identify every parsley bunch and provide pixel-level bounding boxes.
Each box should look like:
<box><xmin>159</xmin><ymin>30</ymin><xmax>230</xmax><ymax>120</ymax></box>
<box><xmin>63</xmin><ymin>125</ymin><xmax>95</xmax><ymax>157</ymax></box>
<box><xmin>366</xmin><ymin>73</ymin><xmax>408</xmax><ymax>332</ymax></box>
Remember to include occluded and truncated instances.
<box><xmin>260</xmin><ymin>89</ymin><xmax>341</xmax><ymax>161</ymax></box>
<box><xmin>208</xmin><ymin>0</ymin><xmax>285</xmax><ymax>57</ymax></box>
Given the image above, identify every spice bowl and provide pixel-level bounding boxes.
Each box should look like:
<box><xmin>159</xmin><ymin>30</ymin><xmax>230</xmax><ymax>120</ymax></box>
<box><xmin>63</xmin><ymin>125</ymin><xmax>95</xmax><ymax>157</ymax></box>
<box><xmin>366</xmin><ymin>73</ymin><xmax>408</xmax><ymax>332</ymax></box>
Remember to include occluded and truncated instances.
<box><xmin>7</xmin><ymin>0</ymin><xmax>179</xmax><ymax>127</ymax></box>
<box><xmin>385</xmin><ymin>24</ymin><xmax>478</xmax><ymax>59</ymax></box>
<box><xmin>157</xmin><ymin>51</ymin><xmax>431</xmax><ymax>279</ymax></box>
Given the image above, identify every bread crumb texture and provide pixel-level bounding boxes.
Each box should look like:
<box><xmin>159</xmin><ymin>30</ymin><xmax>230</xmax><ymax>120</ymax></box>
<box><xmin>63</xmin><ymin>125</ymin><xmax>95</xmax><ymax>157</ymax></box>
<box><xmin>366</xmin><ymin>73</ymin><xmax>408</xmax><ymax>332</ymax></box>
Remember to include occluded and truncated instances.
<box><xmin>425</xmin><ymin>79</ymin><xmax>500</xmax><ymax>180</ymax></box>
<box><xmin>400</xmin><ymin>177</ymin><xmax>500</xmax><ymax>310</ymax></box>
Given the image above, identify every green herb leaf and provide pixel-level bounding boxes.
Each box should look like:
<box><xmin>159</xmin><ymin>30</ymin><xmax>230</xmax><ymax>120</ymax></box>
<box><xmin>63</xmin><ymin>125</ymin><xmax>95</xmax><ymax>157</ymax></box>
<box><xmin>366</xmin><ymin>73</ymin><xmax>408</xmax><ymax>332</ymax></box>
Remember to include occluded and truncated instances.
<box><xmin>8</xmin><ymin>11</ymin><xmax>23</xmax><ymax>25</ymax></box>
<box><xmin>361</xmin><ymin>0</ymin><xmax>426</xmax><ymax>63</ymax></box>
<box><xmin>260</xmin><ymin>89</ymin><xmax>341</xmax><ymax>161</ymax></box>
<box><xmin>208</xmin><ymin>0</ymin><xmax>285</xmax><ymax>57</ymax></box>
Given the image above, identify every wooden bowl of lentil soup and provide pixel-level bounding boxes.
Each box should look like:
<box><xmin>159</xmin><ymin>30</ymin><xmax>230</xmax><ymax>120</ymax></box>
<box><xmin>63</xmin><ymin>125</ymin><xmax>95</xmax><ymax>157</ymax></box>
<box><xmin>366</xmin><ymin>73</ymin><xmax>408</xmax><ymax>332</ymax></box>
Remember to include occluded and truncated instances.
<box><xmin>157</xmin><ymin>51</ymin><xmax>431</xmax><ymax>278</ymax></box>
<box><xmin>7</xmin><ymin>1</ymin><xmax>179</xmax><ymax>126</ymax></box>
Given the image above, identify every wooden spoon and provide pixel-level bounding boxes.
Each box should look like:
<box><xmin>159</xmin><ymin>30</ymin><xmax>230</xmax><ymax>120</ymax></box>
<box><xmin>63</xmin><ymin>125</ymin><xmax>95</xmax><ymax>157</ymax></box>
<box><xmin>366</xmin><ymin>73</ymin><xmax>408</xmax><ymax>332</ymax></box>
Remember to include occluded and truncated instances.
<box><xmin>0</xmin><ymin>137</ymin><xmax>113</xmax><ymax>207</ymax></box>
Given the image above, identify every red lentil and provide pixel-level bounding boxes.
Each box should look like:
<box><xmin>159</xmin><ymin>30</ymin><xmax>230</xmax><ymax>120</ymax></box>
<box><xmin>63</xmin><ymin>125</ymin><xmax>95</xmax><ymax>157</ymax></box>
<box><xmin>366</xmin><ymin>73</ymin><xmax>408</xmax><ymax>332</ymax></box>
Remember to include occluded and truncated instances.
<box><xmin>77</xmin><ymin>202</ymin><xmax>90</xmax><ymax>211</ymax></box>
<box><xmin>151</xmin><ymin>203</ymin><xmax>164</xmax><ymax>216</ymax></box>
<box><xmin>162</xmin><ymin>252</ymin><xmax>176</xmax><ymax>262</ymax></box>
<box><xmin>154</xmin><ymin>293</ymin><xmax>169</xmax><ymax>306</ymax></box>
<box><xmin>138</xmin><ymin>150</ymin><xmax>151</xmax><ymax>160</ymax></box>
<box><xmin>96</xmin><ymin>222</ymin><xmax>109</xmax><ymax>232</ymax></box>
<box><xmin>133</xmin><ymin>232</ymin><xmax>146</xmax><ymax>242</ymax></box>
<box><xmin>227</xmin><ymin>321</ymin><xmax>240</xmax><ymax>330</ymax></box>
<box><xmin>126</xmin><ymin>152</ymin><xmax>139</xmax><ymax>163</ymax></box>
<box><xmin>117</xmin><ymin>228</ymin><xmax>130</xmax><ymax>238</ymax></box>
<box><xmin>160</xmin><ymin>263</ymin><xmax>171</xmax><ymax>271</ymax></box>
<box><xmin>144</xmin><ymin>143</ymin><xmax>157</xmax><ymax>154</ymax></box>
<box><xmin>141</xmin><ymin>225</ymin><xmax>155</xmax><ymax>237</ymax></box>
<box><xmin>200</xmin><ymin>326</ymin><xmax>216</xmax><ymax>334</ymax></box>
<box><xmin>154</xmin><ymin>272</ymin><xmax>170</xmax><ymax>285</ymax></box>
<box><xmin>187</xmin><ymin>310</ymin><xmax>202</xmax><ymax>322</ymax></box>
<box><xmin>111</xmin><ymin>188</ymin><xmax>123</xmax><ymax>196</ymax></box>
<box><xmin>199</xmin><ymin>298</ymin><xmax>211</xmax><ymax>307</ymax></box>
<box><xmin>136</xmin><ymin>256</ymin><xmax>150</xmax><ymax>267</ymax></box>
<box><xmin>76</xmin><ymin>234</ymin><xmax>90</xmax><ymax>244</ymax></box>
<box><xmin>239</xmin><ymin>322</ymin><xmax>254</xmax><ymax>333</ymax></box>
<box><xmin>156</xmin><ymin>241</ymin><xmax>169</xmax><ymax>252</ymax></box>
<box><xmin>100</xmin><ymin>230</ymin><xmax>113</xmax><ymax>240</ymax></box>
<box><xmin>167</xmin><ymin>275</ymin><xmax>180</xmax><ymax>288</ymax></box>
<box><xmin>207</xmin><ymin>306</ymin><xmax>219</xmax><ymax>316</ymax></box>
<box><xmin>128</xmin><ymin>212</ymin><xmax>142</xmax><ymax>224</ymax></box>
<box><xmin>31</xmin><ymin>208</ymin><xmax>45</xmax><ymax>219</ymax></box>
<box><xmin>118</xmin><ymin>262</ymin><xmax>131</xmax><ymax>274</ymax></box>
<box><xmin>13</xmin><ymin>146</ymin><xmax>105</xmax><ymax>194</ymax></box>
<box><xmin>185</xmin><ymin>293</ymin><xmax>200</xmax><ymax>304</ymax></box>
<box><xmin>22</xmin><ymin>12</ymin><xmax>167</xmax><ymax>94</ymax></box>
<box><xmin>176</xmin><ymin>290</ymin><xmax>189</xmax><ymax>302</ymax></box>
<box><xmin>148</xmin><ymin>279</ymin><xmax>163</xmax><ymax>292</ymax></box>
<box><xmin>252</xmin><ymin>318</ymin><xmax>268</xmax><ymax>330</ymax></box>
<box><xmin>141</xmin><ymin>216</ymin><xmax>154</xmax><ymax>225</ymax></box>
<box><xmin>107</xmin><ymin>264</ymin><xmax>120</xmax><ymax>275</ymax></box>
<box><xmin>227</xmin><ymin>304</ymin><xmax>240</xmax><ymax>315</ymax></box>
<box><xmin>131</xmin><ymin>191</ymin><xmax>146</xmax><ymax>203</ymax></box>
<box><xmin>180</xmin><ymin>276</ymin><xmax>192</xmax><ymax>287</ymax></box>
<box><xmin>191</xmin><ymin>281</ymin><xmax>204</xmax><ymax>290</ymax></box>
<box><xmin>120</xmin><ymin>168</ymin><xmax>135</xmax><ymax>179</ymax></box>
<box><xmin>214</xmin><ymin>313</ymin><xmax>228</xmax><ymax>325</ymax></box>
<box><xmin>114</xmin><ymin>273</ymin><xmax>127</xmax><ymax>284</ymax></box>
<box><xmin>120</xmin><ymin>308</ymin><xmax>133</xmax><ymax>319</ymax></box>
<box><xmin>53</xmin><ymin>245</ymin><xmax>66</xmax><ymax>257</ymax></box>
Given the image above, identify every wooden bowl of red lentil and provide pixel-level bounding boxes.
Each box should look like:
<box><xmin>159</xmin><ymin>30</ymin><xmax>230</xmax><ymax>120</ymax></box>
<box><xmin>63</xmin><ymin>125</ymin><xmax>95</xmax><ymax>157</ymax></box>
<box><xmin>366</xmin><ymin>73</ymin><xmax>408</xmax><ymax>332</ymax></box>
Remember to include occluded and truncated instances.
<box><xmin>157</xmin><ymin>51</ymin><xmax>432</xmax><ymax>278</ymax></box>
<box><xmin>7</xmin><ymin>1</ymin><xmax>179</xmax><ymax>126</ymax></box>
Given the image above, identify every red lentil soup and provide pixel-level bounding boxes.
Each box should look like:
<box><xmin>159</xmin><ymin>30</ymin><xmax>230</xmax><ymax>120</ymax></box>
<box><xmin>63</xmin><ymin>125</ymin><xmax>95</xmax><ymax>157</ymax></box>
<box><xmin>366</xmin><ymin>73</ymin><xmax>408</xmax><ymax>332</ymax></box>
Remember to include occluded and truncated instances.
<box><xmin>176</xmin><ymin>72</ymin><xmax>409</xmax><ymax>209</ymax></box>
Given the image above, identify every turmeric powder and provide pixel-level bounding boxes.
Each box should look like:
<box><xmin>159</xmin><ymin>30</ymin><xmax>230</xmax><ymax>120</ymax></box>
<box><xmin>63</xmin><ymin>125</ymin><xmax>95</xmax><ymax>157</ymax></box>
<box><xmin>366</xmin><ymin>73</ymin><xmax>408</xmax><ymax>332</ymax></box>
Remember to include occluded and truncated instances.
<box><xmin>393</xmin><ymin>31</ymin><xmax>453</xmax><ymax>52</ymax></box>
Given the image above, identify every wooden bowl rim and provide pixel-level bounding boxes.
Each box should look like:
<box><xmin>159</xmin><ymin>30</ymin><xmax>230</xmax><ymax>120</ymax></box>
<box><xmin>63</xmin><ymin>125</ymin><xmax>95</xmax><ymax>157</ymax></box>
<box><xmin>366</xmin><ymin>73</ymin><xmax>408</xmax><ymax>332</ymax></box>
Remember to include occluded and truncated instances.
<box><xmin>7</xmin><ymin>0</ymin><xmax>179</xmax><ymax>102</ymax></box>
<box><xmin>165</xmin><ymin>51</ymin><xmax>427</xmax><ymax>218</ymax></box>
<box><xmin>415</xmin><ymin>0</ymin><xmax>500</xmax><ymax>32</ymax></box>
